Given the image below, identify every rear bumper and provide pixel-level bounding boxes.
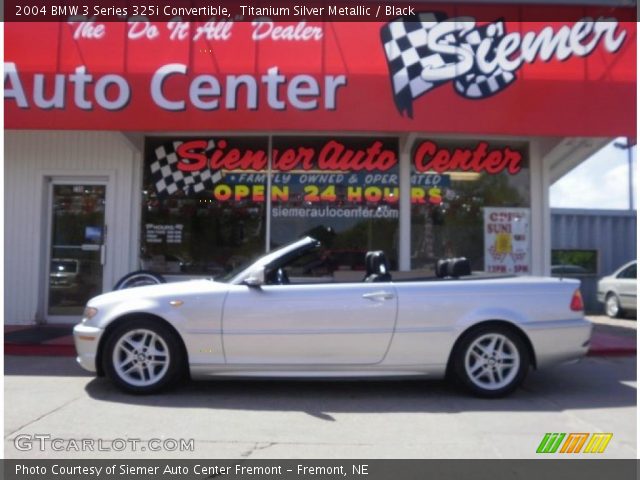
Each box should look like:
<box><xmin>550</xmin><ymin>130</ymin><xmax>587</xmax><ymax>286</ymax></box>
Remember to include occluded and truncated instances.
<box><xmin>522</xmin><ymin>318</ymin><xmax>592</xmax><ymax>368</ymax></box>
<box><xmin>73</xmin><ymin>323</ymin><xmax>103</xmax><ymax>373</ymax></box>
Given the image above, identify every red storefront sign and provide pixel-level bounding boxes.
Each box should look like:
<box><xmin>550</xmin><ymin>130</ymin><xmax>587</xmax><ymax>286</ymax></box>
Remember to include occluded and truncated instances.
<box><xmin>414</xmin><ymin>140</ymin><xmax>522</xmax><ymax>175</ymax></box>
<box><xmin>4</xmin><ymin>13</ymin><xmax>636</xmax><ymax>136</ymax></box>
<box><xmin>176</xmin><ymin>138</ymin><xmax>398</xmax><ymax>173</ymax></box>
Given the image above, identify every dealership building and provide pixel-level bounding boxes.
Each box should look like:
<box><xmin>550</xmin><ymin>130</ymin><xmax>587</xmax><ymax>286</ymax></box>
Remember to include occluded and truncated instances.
<box><xmin>4</xmin><ymin>4</ymin><xmax>636</xmax><ymax>324</ymax></box>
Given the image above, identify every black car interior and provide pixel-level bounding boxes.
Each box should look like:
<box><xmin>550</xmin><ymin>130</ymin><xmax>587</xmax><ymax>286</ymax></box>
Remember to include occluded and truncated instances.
<box><xmin>436</xmin><ymin>257</ymin><xmax>472</xmax><ymax>279</ymax></box>
<box><xmin>262</xmin><ymin>237</ymin><xmax>482</xmax><ymax>285</ymax></box>
<box><xmin>363</xmin><ymin>251</ymin><xmax>392</xmax><ymax>282</ymax></box>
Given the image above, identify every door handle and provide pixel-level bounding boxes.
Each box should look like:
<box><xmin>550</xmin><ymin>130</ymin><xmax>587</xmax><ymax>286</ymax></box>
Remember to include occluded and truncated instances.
<box><xmin>362</xmin><ymin>291</ymin><xmax>395</xmax><ymax>301</ymax></box>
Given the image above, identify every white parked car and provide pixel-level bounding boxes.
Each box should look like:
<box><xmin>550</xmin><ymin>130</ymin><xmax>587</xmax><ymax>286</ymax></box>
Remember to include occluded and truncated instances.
<box><xmin>597</xmin><ymin>260</ymin><xmax>637</xmax><ymax>318</ymax></box>
<box><xmin>74</xmin><ymin>237</ymin><xmax>591</xmax><ymax>398</ymax></box>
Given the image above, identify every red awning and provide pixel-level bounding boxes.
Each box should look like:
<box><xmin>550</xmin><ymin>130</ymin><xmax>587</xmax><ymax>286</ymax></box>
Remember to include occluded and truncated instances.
<box><xmin>4</xmin><ymin>13</ymin><xmax>637</xmax><ymax>137</ymax></box>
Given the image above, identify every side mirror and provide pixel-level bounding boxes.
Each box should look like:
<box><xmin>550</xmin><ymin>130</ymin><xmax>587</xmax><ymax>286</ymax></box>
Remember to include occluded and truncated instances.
<box><xmin>244</xmin><ymin>266</ymin><xmax>265</xmax><ymax>287</ymax></box>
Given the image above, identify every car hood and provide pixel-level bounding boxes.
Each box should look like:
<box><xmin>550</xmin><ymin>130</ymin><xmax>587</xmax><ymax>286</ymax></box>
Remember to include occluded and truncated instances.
<box><xmin>87</xmin><ymin>279</ymin><xmax>228</xmax><ymax>308</ymax></box>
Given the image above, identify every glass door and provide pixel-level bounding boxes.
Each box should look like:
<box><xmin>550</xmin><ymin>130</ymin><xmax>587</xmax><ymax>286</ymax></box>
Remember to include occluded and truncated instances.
<box><xmin>47</xmin><ymin>183</ymin><xmax>107</xmax><ymax>318</ymax></box>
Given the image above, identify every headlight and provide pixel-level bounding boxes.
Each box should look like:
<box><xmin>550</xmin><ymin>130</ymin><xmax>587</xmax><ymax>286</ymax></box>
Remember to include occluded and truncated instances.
<box><xmin>82</xmin><ymin>306</ymin><xmax>98</xmax><ymax>323</ymax></box>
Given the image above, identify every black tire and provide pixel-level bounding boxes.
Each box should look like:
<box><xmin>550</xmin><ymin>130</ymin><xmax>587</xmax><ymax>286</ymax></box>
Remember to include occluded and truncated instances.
<box><xmin>451</xmin><ymin>324</ymin><xmax>530</xmax><ymax>398</ymax></box>
<box><xmin>604</xmin><ymin>293</ymin><xmax>623</xmax><ymax>318</ymax></box>
<box><xmin>102</xmin><ymin>318</ymin><xmax>185</xmax><ymax>394</ymax></box>
<box><xmin>113</xmin><ymin>271</ymin><xmax>165</xmax><ymax>290</ymax></box>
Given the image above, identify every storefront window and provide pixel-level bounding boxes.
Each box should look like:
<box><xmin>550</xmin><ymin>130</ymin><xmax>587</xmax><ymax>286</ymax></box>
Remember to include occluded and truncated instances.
<box><xmin>410</xmin><ymin>139</ymin><xmax>530</xmax><ymax>273</ymax></box>
<box><xmin>142</xmin><ymin>136</ymin><xmax>528</xmax><ymax>278</ymax></box>
<box><xmin>551</xmin><ymin>250</ymin><xmax>598</xmax><ymax>275</ymax></box>
<box><xmin>270</xmin><ymin>137</ymin><xmax>400</xmax><ymax>273</ymax></box>
<box><xmin>142</xmin><ymin>137</ymin><xmax>267</xmax><ymax>276</ymax></box>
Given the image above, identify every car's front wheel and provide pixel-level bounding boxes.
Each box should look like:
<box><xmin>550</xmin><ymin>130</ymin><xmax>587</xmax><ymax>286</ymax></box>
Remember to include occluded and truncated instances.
<box><xmin>605</xmin><ymin>293</ymin><xmax>623</xmax><ymax>318</ymax></box>
<box><xmin>103</xmin><ymin>319</ymin><xmax>184</xmax><ymax>394</ymax></box>
<box><xmin>452</xmin><ymin>325</ymin><xmax>530</xmax><ymax>398</ymax></box>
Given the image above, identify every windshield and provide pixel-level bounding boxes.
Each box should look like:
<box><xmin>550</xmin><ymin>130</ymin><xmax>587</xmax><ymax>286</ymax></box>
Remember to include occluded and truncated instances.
<box><xmin>215</xmin><ymin>257</ymin><xmax>259</xmax><ymax>283</ymax></box>
<box><xmin>216</xmin><ymin>237</ymin><xmax>320</xmax><ymax>284</ymax></box>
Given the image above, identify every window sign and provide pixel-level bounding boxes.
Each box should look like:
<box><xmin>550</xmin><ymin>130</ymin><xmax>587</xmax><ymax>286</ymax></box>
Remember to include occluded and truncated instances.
<box><xmin>484</xmin><ymin>207</ymin><xmax>531</xmax><ymax>274</ymax></box>
<box><xmin>145</xmin><ymin>224</ymin><xmax>183</xmax><ymax>244</ymax></box>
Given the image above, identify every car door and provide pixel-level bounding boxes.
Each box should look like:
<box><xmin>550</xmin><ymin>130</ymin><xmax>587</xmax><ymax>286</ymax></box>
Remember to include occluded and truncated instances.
<box><xmin>222</xmin><ymin>281</ymin><xmax>398</xmax><ymax>365</ymax></box>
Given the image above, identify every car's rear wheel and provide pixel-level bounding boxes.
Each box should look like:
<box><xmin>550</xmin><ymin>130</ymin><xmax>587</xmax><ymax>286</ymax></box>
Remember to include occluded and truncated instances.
<box><xmin>452</xmin><ymin>325</ymin><xmax>530</xmax><ymax>398</ymax></box>
<box><xmin>103</xmin><ymin>319</ymin><xmax>184</xmax><ymax>394</ymax></box>
<box><xmin>605</xmin><ymin>293</ymin><xmax>623</xmax><ymax>318</ymax></box>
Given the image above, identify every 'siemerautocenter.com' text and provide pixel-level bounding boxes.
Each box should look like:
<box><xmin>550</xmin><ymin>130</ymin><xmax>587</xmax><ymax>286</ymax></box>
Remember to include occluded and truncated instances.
<box><xmin>272</xmin><ymin>205</ymin><xmax>399</xmax><ymax>219</ymax></box>
<box><xmin>13</xmin><ymin>434</ymin><xmax>194</xmax><ymax>452</ymax></box>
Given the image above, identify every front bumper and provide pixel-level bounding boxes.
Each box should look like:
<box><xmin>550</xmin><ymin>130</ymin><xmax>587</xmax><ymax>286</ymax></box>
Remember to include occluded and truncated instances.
<box><xmin>73</xmin><ymin>323</ymin><xmax>104</xmax><ymax>373</ymax></box>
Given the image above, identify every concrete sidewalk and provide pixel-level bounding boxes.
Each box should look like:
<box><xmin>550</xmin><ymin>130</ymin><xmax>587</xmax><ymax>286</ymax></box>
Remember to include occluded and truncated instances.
<box><xmin>4</xmin><ymin>315</ymin><xmax>636</xmax><ymax>357</ymax></box>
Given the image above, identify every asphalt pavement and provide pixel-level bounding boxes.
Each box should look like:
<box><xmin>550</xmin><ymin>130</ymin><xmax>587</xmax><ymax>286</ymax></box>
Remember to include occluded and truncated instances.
<box><xmin>4</xmin><ymin>354</ymin><xmax>636</xmax><ymax>459</ymax></box>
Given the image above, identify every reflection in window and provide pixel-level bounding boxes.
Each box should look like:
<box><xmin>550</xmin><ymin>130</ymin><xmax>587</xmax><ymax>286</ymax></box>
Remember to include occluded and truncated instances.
<box><xmin>142</xmin><ymin>137</ymin><xmax>267</xmax><ymax>276</ymax></box>
<box><xmin>410</xmin><ymin>139</ymin><xmax>531</xmax><ymax>273</ymax></box>
<box><xmin>551</xmin><ymin>250</ymin><xmax>598</xmax><ymax>275</ymax></box>
<box><xmin>141</xmin><ymin>137</ymin><xmax>533</xmax><ymax>277</ymax></box>
<box><xmin>270</xmin><ymin>137</ymin><xmax>400</xmax><ymax>270</ymax></box>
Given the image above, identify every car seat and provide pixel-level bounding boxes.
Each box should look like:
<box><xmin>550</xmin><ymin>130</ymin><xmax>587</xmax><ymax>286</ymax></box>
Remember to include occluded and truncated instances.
<box><xmin>364</xmin><ymin>251</ymin><xmax>392</xmax><ymax>282</ymax></box>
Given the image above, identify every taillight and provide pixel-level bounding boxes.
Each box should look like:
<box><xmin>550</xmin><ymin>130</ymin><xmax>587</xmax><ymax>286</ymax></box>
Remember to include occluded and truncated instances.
<box><xmin>570</xmin><ymin>289</ymin><xmax>584</xmax><ymax>312</ymax></box>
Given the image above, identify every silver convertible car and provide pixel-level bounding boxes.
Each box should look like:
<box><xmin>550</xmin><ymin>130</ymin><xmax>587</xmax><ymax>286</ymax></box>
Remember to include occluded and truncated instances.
<box><xmin>74</xmin><ymin>237</ymin><xmax>591</xmax><ymax>397</ymax></box>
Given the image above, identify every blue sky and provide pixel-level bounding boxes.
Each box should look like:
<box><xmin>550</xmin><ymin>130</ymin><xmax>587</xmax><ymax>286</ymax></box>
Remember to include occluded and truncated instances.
<box><xmin>550</xmin><ymin>138</ymin><xmax>637</xmax><ymax>210</ymax></box>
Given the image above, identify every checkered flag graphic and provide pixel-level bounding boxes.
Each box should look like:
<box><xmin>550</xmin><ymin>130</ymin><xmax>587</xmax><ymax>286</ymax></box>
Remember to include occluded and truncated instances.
<box><xmin>381</xmin><ymin>13</ymin><xmax>519</xmax><ymax>117</ymax></box>
<box><xmin>150</xmin><ymin>140</ymin><xmax>222</xmax><ymax>196</ymax></box>
<box><xmin>381</xmin><ymin>12</ymin><xmax>450</xmax><ymax>117</ymax></box>
<box><xmin>452</xmin><ymin>21</ymin><xmax>517</xmax><ymax>99</ymax></box>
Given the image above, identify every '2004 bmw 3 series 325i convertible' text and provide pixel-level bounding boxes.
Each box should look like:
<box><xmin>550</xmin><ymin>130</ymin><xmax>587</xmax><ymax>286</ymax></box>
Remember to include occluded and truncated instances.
<box><xmin>74</xmin><ymin>237</ymin><xmax>591</xmax><ymax>397</ymax></box>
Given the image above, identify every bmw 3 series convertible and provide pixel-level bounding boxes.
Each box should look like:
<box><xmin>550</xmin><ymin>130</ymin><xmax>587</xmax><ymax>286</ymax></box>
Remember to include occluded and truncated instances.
<box><xmin>74</xmin><ymin>236</ymin><xmax>591</xmax><ymax>397</ymax></box>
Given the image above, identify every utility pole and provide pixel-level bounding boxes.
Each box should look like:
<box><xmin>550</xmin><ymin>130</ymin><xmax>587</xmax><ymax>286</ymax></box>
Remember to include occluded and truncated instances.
<box><xmin>614</xmin><ymin>138</ymin><xmax>636</xmax><ymax>211</ymax></box>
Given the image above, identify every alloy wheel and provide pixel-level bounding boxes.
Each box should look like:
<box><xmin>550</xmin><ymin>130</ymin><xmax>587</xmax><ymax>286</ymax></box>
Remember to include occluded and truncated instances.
<box><xmin>464</xmin><ymin>333</ymin><xmax>521</xmax><ymax>391</ymax></box>
<box><xmin>112</xmin><ymin>329</ymin><xmax>170</xmax><ymax>387</ymax></box>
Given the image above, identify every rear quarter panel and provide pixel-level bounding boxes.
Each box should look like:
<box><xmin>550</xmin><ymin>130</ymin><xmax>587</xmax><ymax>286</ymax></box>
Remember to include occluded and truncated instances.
<box><xmin>385</xmin><ymin>277</ymin><xmax>586</xmax><ymax>370</ymax></box>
